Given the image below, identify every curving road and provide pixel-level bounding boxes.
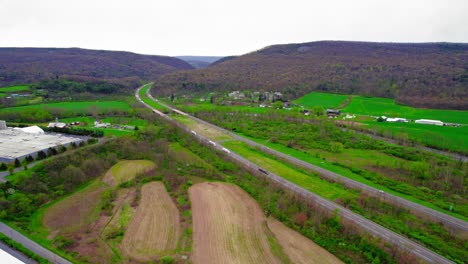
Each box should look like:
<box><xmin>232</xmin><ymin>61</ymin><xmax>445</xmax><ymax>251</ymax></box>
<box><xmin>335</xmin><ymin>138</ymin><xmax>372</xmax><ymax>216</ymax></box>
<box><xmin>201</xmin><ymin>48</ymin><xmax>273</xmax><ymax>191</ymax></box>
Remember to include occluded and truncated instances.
<box><xmin>136</xmin><ymin>85</ymin><xmax>456</xmax><ymax>264</ymax></box>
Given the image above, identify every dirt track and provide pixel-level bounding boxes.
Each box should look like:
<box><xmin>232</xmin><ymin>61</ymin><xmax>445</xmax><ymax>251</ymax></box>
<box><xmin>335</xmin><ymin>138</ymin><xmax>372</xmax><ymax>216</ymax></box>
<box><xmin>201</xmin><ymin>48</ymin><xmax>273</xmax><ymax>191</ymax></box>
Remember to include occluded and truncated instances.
<box><xmin>120</xmin><ymin>181</ymin><xmax>180</xmax><ymax>261</ymax></box>
<box><xmin>189</xmin><ymin>182</ymin><xmax>280</xmax><ymax>264</ymax></box>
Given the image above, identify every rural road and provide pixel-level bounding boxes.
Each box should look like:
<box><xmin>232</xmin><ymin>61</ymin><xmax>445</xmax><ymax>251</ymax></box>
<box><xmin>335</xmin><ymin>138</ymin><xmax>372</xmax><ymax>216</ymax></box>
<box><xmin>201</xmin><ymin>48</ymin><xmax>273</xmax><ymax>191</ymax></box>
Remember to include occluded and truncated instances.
<box><xmin>0</xmin><ymin>241</ymin><xmax>37</xmax><ymax>264</ymax></box>
<box><xmin>0</xmin><ymin>162</ymin><xmax>40</xmax><ymax>183</ymax></box>
<box><xmin>0</xmin><ymin>222</ymin><xmax>72</xmax><ymax>264</ymax></box>
<box><xmin>143</xmin><ymin>86</ymin><xmax>468</xmax><ymax>233</ymax></box>
<box><xmin>136</xmin><ymin>85</ymin><xmax>456</xmax><ymax>264</ymax></box>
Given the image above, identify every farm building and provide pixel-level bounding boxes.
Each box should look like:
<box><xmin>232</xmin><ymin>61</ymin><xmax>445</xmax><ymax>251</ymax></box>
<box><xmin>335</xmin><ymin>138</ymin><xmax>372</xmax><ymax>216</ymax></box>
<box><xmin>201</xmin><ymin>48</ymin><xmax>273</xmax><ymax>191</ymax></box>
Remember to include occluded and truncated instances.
<box><xmin>415</xmin><ymin>119</ymin><xmax>444</xmax><ymax>126</ymax></box>
<box><xmin>0</xmin><ymin>124</ymin><xmax>85</xmax><ymax>163</ymax></box>
<box><xmin>326</xmin><ymin>109</ymin><xmax>341</xmax><ymax>117</ymax></box>
<box><xmin>386</xmin><ymin>117</ymin><xmax>408</xmax><ymax>123</ymax></box>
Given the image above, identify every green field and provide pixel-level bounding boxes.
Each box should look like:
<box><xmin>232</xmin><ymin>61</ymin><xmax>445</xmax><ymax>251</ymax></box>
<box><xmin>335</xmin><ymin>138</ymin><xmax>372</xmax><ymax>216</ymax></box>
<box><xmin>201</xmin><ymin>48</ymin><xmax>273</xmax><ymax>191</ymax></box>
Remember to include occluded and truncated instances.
<box><xmin>343</xmin><ymin>96</ymin><xmax>468</xmax><ymax>124</ymax></box>
<box><xmin>0</xmin><ymin>101</ymin><xmax>130</xmax><ymax>114</ymax></box>
<box><xmin>293</xmin><ymin>92</ymin><xmax>349</xmax><ymax>108</ymax></box>
<box><xmin>0</xmin><ymin>85</ymin><xmax>30</xmax><ymax>93</ymax></box>
<box><xmin>364</xmin><ymin>121</ymin><xmax>468</xmax><ymax>154</ymax></box>
<box><xmin>222</xmin><ymin>140</ymin><xmax>356</xmax><ymax>201</ymax></box>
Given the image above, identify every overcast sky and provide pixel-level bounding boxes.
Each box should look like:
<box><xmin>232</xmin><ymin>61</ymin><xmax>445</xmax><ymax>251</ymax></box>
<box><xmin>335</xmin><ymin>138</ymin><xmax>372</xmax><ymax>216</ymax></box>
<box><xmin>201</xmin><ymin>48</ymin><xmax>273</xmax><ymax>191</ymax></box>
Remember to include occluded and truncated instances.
<box><xmin>1</xmin><ymin>0</ymin><xmax>467</xmax><ymax>56</ymax></box>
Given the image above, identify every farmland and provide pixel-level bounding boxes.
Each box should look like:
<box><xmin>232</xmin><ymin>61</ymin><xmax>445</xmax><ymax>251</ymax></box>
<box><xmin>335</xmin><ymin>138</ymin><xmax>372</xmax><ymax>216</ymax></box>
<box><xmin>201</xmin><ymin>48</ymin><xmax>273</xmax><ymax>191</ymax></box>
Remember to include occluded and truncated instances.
<box><xmin>189</xmin><ymin>182</ymin><xmax>283</xmax><ymax>264</ymax></box>
<box><xmin>0</xmin><ymin>85</ymin><xmax>30</xmax><ymax>93</ymax></box>
<box><xmin>121</xmin><ymin>182</ymin><xmax>180</xmax><ymax>261</ymax></box>
<box><xmin>43</xmin><ymin>180</ymin><xmax>107</xmax><ymax>234</ymax></box>
<box><xmin>267</xmin><ymin>217</ymin><xmax>342</xmax><ymax>264</ymax></box>
<box><xmin>293</xmin><ymin>92</ymin><xmax>349</xmax><ymax>108</ymax></box>
<box><xmin>0</xmin><ymin>101</ymin><xmax>130</xmax><ymax>114</ymax></box>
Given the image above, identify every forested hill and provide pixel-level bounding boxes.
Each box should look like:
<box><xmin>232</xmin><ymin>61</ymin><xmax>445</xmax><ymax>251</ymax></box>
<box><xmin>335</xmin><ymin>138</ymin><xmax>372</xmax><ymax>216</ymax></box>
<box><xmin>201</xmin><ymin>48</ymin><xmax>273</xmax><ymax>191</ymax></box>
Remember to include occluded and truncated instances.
<box><xmin>155</xmin><ymin>41</ymin><xmax>468</xmax><ymax>109</ymax></box>
<box><xmin>0</xmin><ymin>48</ymin><xmax>194</xmax><ymax>86</ymax></box>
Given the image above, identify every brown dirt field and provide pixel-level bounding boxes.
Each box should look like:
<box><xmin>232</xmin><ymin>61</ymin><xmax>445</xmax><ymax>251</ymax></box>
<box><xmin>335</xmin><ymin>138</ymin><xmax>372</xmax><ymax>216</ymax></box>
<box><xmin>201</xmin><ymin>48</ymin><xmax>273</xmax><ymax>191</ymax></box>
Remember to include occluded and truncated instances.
<box><xmin>43</xmin><ymin>180</ymin><xmax>107</xmax><ymax>234</ymax></box>
<box><xmin>102</xmin><ymin>160</ymin><xmax>156</xmax><ymax>187</ymax></box>
<box><xmin>267</xmin><ymin>218</ymin><xmax>343</xmax><ymax>264</ymax></box>
<box><xmin>120</xmin><ymin>182</ymin><xmax>180</xmax><ymax>261</ymax></box>
<box><xmin>189</xmin><ymin>182</ymin><xmax>281</xmax><ymax>264</ymax></box>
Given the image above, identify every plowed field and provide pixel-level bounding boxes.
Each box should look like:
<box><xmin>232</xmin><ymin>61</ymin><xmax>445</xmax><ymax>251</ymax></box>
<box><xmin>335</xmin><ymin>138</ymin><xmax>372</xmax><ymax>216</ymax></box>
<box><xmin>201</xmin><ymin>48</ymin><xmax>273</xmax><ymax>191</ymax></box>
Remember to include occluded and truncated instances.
<box><xmin>267</xmin><ymin>218</ymin><xmax>342</xmax><ymax>264</ymax></box>
<box><xmin>189</xmin><ymin>182</ymin><xmax>280</xmax><ymax>264</ymax></box>
<box><xmin>120</xmin><ymin>182</ymin><xmax>180</xmax><ymax>261</ymax></box>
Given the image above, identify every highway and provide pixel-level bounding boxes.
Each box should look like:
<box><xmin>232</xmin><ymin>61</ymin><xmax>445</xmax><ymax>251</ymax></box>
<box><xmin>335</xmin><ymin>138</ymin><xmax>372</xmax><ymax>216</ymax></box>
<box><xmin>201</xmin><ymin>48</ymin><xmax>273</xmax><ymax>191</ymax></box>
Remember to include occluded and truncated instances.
<box><xmin>136</xmin><ymin>85</ymin><xmax>457</xmax><ymax>264</ymax></box>
<box><xmin>144</xmin><ymin>87</ymin><xmax>468</xmax><ymax>233</ymax></box>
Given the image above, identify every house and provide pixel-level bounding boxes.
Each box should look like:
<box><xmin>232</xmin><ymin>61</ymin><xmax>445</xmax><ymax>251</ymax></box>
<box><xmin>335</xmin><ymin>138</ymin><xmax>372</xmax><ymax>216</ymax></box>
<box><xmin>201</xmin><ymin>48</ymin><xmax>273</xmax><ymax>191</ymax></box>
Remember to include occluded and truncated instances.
<box><xmin>326</xmin><ymin>109</ymin><xmax>341</xmax><ymax>117</ymax></box>
<box><xmin>48</xmin><ymin>117</ymin><xmax>67</xmax><ymax>128</ymax></box>
<box><xmin>415</xmin><ymin>119</ymin><xmax>444</xmax><ymax>126</ymax></box>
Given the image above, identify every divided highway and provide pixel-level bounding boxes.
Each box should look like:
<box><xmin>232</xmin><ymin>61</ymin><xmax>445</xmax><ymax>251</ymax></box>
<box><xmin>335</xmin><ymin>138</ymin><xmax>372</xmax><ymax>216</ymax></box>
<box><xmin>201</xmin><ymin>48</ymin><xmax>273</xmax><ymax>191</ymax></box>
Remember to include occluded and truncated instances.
<box><xmin>145</xmin><ymin>87</ymin><xmax>468</xmax><ymax>233</ymax></box>
<box><xmin>136</xmin><ymin>85</ymin><xmax>457</xmax><ymax>264</ymax></box>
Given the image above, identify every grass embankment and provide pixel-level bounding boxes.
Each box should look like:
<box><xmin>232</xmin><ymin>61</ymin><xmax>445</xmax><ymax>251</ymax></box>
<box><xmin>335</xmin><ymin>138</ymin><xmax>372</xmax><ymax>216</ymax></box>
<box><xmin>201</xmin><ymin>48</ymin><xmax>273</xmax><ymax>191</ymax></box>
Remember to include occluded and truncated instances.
<box><xmin>138</xmin><ymin>84</ymin><xmax>167</xmax><ymax>111</ymax></box>
<box><xmin>102</xmin><ymin>160</ymin><xmax>156</xmax><ymax>186</ymax></box>
<box><xmin>172</xmin><ymin>115</ymin><xmax>233</xmax><ymax>141</ymax></box>
<box><xmin>223</xmin><ymin>140</ymin><xmax>357</xmax><ymax>201</ymax></box>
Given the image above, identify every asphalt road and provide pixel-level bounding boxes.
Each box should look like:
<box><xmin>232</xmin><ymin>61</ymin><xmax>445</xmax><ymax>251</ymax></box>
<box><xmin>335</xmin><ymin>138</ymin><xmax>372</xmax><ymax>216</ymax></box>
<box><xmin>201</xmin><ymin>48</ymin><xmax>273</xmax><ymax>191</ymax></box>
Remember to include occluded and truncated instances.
<box><xmin>136</xmin><ymin>85</ymin><xmax>456</xmax><ymax>264</ymax></box>
<box><xmin>0</xmin><ymin>240</ymin><xmax>37</xmax><ymax>264</ymax></box>
<box><xmin>0</xmin><ymin>222</ymin><xmax>71</xmax><ymax>264</ymax></box>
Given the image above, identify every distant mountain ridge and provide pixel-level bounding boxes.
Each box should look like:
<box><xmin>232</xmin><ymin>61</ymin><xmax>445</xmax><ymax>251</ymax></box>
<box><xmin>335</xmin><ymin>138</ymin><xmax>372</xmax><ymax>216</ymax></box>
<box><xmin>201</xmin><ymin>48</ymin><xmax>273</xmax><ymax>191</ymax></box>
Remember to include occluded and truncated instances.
<box><xmin>0</xmin><ymin>48</ymin><xmax>194</xmax><ymax>86</ymax></box>
<box><xmin>176</xmin><ymin>56</ymin><xmax>224</xmax><ymax>68</ymax></box>
<box><xmin>156</xmin><ymin>41</ymin><xmax>468</xmax><ymax>110</ymax></box>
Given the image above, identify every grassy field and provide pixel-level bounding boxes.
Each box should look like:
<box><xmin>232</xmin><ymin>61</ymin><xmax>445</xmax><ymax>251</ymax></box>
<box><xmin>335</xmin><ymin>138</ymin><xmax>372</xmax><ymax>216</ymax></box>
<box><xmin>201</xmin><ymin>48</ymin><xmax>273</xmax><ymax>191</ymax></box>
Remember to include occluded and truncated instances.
<box><xmin>267</xmin><ymin>217</ymin><xmax>342</xmax><ymax>264</ymax></box>
<box><xmin>222</xmin><ymin>140</ymin><xmax>357</xmax><ymax>201</ymax></box>
<box><xmin>0</xmin><ymin>85</ymin><xmax>30</xmax><ymax>92</ymax></box>
<box><xmin>293</xmin><ymin>92</ymin><xmax>349</xmax><ymax>108</ymax></box>
<box><xmin>0</xmin><ymin>101</ymin><xmax>130</xmax><ymax>114</ymax></box>
<box><xmin>102</xmin><ymin>160</ymin><xmax>156</xmax><ymax>187</ymax></box>
<box><xmin>238</xmin><ymin>134</ymin><xmax>467</xmax><ymax>220</ymax></box>
<box><xmin>343</xmin><ymin>96</ymin><xmax>468</xmax><ymax>124</ymax></box>
<box><xmin>364</xmin><ymin>121</ymin><xmax>468</xmax><ymax>153</ymax></box>
<box><xmin>172</xmin><ymin>115</ymin><xmax>233</xmax><ymax>141</ymax></box>
<box><xmin>189</xmin><ymin>182</ymin><xmax>283</xmax><ymax>264</ymax></box>
<box><xmin>42</xmin><ymin>180</ymin><xmax>107</xmax><ymax>234</ymax></box>
<box><xmin>121</xmin><ymin>182</ymin><xmax>180</xmax><ymax>261</ymax></box>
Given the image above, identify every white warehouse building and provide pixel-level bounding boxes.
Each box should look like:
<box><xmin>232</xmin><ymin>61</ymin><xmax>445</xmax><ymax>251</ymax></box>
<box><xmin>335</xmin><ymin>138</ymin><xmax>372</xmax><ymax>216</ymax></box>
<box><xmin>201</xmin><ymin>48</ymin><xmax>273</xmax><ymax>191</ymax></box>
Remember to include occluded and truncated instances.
<box><xmin>415</xmin><ymin>119</ymin><xmax>444</xmax><ymax>126</ymax></box>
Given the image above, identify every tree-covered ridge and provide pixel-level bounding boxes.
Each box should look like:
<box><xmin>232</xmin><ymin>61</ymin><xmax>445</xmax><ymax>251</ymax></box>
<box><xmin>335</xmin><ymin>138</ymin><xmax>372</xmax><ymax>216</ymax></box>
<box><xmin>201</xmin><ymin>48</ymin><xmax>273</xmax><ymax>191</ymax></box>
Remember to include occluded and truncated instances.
<box><xmin>0</xmin><ymin>48</ymin><xmax>194</xmax><ymax>86</ymax></box>
<box><xmin>155</xmin><ymin>41</ymin><xmax>468</xmax><ymax>109</ymax></box>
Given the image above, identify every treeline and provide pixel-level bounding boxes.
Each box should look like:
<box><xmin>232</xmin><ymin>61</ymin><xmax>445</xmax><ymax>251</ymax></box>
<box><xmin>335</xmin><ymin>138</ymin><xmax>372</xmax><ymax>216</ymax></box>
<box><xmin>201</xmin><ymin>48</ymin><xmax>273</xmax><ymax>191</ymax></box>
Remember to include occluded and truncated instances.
<box><xmin>0</xmin><ymin>106</ymin><xmax>129</xmax><ymax>123</ymax></box>
<box><xmin>43</xmin><ymin>126</ymin><xmax>104</xmax><ymax>137</ymax></box>
<box><xmin>0</xmin><ymin>47</ymin><xmax>193</xmax><ymax>87</ymax></box>
<box><xmin>32</xmin><ymin>78</ymin><xmax>140</xmax><ymax>98</ymax></box>
<box><xmin>154</xmin><ymin>41</ymin><xmax>468</xmax><ymax>109</ymax></box>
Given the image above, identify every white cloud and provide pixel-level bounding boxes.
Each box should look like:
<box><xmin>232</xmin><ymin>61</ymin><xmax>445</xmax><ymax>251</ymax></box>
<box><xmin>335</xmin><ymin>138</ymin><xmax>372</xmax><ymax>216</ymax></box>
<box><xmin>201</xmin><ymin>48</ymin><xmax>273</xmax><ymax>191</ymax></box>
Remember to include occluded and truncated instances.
<box><xmin>0</xmin><ymin>0</ymin><xmax>467</xmax><ymax>56</ymax></box>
